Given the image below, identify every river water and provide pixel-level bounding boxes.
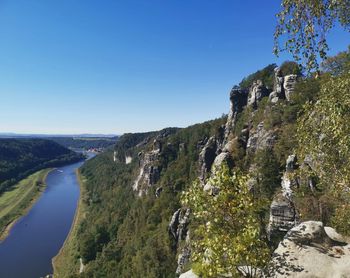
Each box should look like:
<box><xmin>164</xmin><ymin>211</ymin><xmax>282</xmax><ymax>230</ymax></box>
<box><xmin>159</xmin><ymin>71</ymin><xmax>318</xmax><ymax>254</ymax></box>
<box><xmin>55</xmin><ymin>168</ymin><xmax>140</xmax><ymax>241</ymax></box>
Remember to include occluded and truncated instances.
<box><xmin>0</xmin><ymin>154</ymin><xmax>93</xmax><ymax>278</ymax></box>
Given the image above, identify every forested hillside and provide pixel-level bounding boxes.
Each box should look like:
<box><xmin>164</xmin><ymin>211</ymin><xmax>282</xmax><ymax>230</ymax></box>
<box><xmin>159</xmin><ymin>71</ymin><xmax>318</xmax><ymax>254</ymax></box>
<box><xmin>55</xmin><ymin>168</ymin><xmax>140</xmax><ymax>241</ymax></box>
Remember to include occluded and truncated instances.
<box><xmin>55</xmin><ymin>47</ymin><xmax>350</xmax><ymax>278</ymax></box>
<box><xmin>55</xmin><ymin>120</ymin><xmax>225</xmax><ymax>277</ymax></box>
<box><xmin>0</xmin><ymin>139</ymin><xmax>83</xmax><ymax>193</ymax></box>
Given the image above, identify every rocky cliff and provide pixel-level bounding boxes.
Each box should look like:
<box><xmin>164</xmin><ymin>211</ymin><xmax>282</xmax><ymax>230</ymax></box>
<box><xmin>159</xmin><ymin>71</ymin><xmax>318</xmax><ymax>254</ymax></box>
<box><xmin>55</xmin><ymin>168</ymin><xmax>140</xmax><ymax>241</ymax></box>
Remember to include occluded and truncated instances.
<box><xmin>56</xmin><ymin>62</ymin><xmax>349</xmax><ymax>278</ymax></box>
<box><xmin>171</xmin><ymin>66</ymin><xmax>302</xmax><ymax>275</ymax></box>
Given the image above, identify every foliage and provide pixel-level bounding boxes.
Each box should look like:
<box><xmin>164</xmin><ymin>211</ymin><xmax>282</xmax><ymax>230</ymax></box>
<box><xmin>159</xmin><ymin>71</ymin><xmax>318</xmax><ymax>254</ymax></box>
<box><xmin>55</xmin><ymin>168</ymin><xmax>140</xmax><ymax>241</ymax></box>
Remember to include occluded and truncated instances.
<box><xmin>64</xmin><ymin>119</ymin><xmax>226</xmax><ymax>277</ymax></box>
<box><xmin>279</xmin><ymin>61</ymin><xmax>303</xmax><ymax>76</ymax></box>
<box><xmin>297</xmin><ymin>73</ymin><xmax>350</xmax><ymax>234</ymax></box>
<box><xmin>181</xmin><ymin>165</ymin><xmax>270</xmax><ymax>277</ymax></box>
<box><xmin>274</xmin><ymin>0</ymin><xmax>350</xmax><ymax>71</ymax></box>
<box><xmin>239</xmin><ymin>64</ymin><xmax>276</xmax><ymax>89</ymax></box>
<box><xmin>321</xmin><ymin>45</ymin><xmax>350</xmax><ymax>75</ymax></box>
<box><xmin>253</xmin><ymin>150</ymin><xmax>281</xmax><ymax>199</ymax></box>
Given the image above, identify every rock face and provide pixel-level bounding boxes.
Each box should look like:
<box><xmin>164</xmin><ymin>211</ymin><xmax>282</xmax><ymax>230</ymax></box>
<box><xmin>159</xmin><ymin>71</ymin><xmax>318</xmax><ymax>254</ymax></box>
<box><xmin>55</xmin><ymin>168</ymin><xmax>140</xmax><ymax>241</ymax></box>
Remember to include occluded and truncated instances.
<box><xmin>169</xmin><ymin>209</ymin><xmax>190</xmax><ymax>242</ymax></box>
<box><xmin>268</xmin><ymin>155</ymin><xmax>299</xmax><ymax>241</ymax></box>
<box><xmin>132</xmin><ymin>149</ymin><xmax>160</xmax><ymax>196</ymax></box>
<box><xmin>247</xmin><ymin>80</ymin><xmax>269</xmax><ymax>108</ymax></box>
<box><xmin>268</xmin><ymin>194</ymin><xmax>299</xmax><ymax>241</ymax></box>
<box><xmin>283</xmin><ymin>74</ymin><xmax>298</xmax><ymax>101</ymax></box>
<box><xmin>224</xmin><ymin>87</ymin><xmax>248</xmax><ymax>144</ymax></box>
<box><xmin>269</xmin><ymin>67</ymin><xmax>298</xmax><ymax>103</ymax></box>
<box><xmin>213</xmin><ymin>152</ymin><xmax>233</xmax><ymax>169</ymax></box>
<box><xmin>281</xmin><ymin>154</ymin><xmax>299</xmax><ymax>198</ymax></box>
<box><xmin>174</xmin><ymin>65</ymin><xmax>301</xmax><ymax>276</ymax></box>
<box><xmin>198</xmin><ymin>136</ymin><xmax>218</xmax><ymax>184</ymax></box>
<box><xmin>246</xmin><ymin>122</ymin><xmax>276</xmax><ymax>155</ymax></box>
<box><xmin>270</xmin><ymin>221</ymin><xmax>350</xmax><ymax>278</ymax></box>
<box><xmin>132</xmin><ymin>129</ymin><xmax>179</xmax><ymax>196</ymax></box>
<box><xmin>169</xmin><ymin>209</ymin><xmax>192</xmax><ymax>275</ymax></box>
<box><xmin>274</xmin><ymin>67</ymin><xmax>284</xmax><ymax>98</ymax></box>
<box><xmin>228</xmin><ymin>87</ymin><xmax>248</xmax><ymax>114</ymax></box>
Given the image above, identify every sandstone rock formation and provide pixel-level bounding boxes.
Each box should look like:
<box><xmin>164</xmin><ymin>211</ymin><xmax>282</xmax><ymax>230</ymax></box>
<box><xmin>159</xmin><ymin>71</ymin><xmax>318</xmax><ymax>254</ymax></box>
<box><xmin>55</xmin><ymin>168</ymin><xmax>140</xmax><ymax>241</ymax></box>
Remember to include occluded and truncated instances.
<box><xmin>268</xmin><ymin>193</ymin><xmax>299</xmax><ymax>241</ymax></box>
<box><xmin>113</xmin><ymin>150</ymin><xmax>118</xmax><ymax>162</ymax></box>
<box><xmin>179</xmin><ymin>269</ymin><xmax>198</xmax><ymax>278</ymax></box>
<box><xmin>281</xmin><ymin>154</ymin><xmax>299</xmax><ymax>198</ymax></box>
<box><xmin>268</xmin><ymin>155</ymin><xmax>299</xmax><ymax>241</ymax></box>
<box><xmin>269</xmin><ymin>67</ymin><xmax>298</xmax><ymax>103</ymax></box>
<box><xmin>270</xmin><ymin>221</ymin><xmax>350</xmax><ymax>278</ymax></box>
<box><xmin>198</xmin><ymin>136</ymin><xmax>218</xmax><ymax>185</ymax></box>
<box><xmin>283</xmin><ymin>74</ymin><xmax>298</xmax><ymax>101</ymax></box>
<box><xmin>246</xmin><ymin>122</ymin><xmax>276</xmax><ymax>155</ymax></box>
<box><xmin>247</xmin><ymin>80</ymin><xmax>269</xmax><ymax>108</ymax></box>
<box><xmin>224</xmin><ymin>87</ymin><xmax>248</xmax><ymax>143</ymax></box>
<box><xmin>176</xmin><ymin>244</ymin><xmax>191</xmax><ymax>275</ymax></box>
<box><xmin>132</xmin><ymin>149</ymin><xmax>160</xmax><ymax>196</ymax></box>
<box><xmin>175</xmin><ymin>64</ymin><xmax>302</xmax><ymax>276</ymax></box>
<box><xmin>169</xmin><ymin>208</ymin><xmax>192</xmax><ymax>275</ymax></box>
<box><xmin>169</xmin><ymin>208</ymin><xmax>190</xmax><ymax>242</ymax></box>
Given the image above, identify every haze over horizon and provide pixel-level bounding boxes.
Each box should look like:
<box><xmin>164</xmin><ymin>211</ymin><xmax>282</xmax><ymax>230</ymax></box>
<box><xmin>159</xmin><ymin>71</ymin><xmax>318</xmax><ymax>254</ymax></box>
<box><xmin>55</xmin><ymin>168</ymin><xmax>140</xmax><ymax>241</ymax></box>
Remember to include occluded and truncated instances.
<box><xmin>1</xmin><ymin>0</ymin><xmax>349</xmax><ymax>135</ymax></box>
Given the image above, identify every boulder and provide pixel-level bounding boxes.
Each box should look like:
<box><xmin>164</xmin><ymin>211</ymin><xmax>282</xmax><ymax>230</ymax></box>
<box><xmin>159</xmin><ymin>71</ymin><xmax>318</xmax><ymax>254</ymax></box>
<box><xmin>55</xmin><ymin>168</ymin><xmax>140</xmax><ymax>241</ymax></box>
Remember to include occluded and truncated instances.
<box><xmin>179</xmin><ymin>270</ymin><xmax>198</xmax><ymax>278</ymax></box>
<box><xmin>269</xmin><ymin>91</ymin><xmax>279</xmax><ymax>104</ymax></box>
<box><xmin>270</xmin><ymin>221</ymin><xmax>350</xmax><ymax>277</ymax></box>
<box><xmin>212</xmin><ymin>152</ymin><xmax>233</xmax><ymax>169</ymax></box>
<box><xmin>203</xmin><ymin>181</ymin><xmax>220</xmax><ymax>196</ymax></box>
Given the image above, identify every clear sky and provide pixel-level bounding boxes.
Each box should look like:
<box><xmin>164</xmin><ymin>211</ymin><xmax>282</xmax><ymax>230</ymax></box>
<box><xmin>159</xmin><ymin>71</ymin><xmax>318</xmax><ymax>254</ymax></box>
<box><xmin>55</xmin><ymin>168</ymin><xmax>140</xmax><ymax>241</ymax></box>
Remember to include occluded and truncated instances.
<box><xmin>0</xmin><ymin>0</ymin><xmax>349</xmax><ymax>135</ymax></box>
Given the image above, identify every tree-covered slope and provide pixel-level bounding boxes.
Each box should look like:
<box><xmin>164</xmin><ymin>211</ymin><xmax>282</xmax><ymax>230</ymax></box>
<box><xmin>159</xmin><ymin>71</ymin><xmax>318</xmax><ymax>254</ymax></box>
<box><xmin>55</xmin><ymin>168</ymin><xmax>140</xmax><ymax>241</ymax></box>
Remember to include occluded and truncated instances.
<box><xmin>57</xmin><ymin>118</ymin><xmax>225</xmax><ymax>277</ymax></box>
<box><xmin>55</xmin><ymin>48</ymin><xmax>350</xmax><ymax>277</ymax></box>
<box><xmin>0</xmin><ymin>138</ymin><xmax>83</xmax><ymax>193</ymax></box>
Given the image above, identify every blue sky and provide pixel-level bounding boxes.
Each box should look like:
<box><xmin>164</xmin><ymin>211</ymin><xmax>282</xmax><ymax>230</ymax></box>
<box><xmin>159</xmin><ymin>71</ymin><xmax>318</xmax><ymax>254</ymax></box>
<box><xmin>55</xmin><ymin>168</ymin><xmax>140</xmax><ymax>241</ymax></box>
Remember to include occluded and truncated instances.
<box><xmin>0</xmin><ymin>0</ymin><xmax>349</xmax><ymax>135</ymax></box>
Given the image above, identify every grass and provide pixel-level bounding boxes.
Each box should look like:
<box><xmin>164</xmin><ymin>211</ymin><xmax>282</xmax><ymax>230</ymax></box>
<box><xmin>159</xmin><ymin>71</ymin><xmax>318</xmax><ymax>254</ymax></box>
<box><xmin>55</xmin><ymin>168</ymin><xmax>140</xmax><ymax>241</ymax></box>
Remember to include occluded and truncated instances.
<box><xmin>0</xmin><ymin>168</ymin><xmax>52</xmax><ymax>241</ymax></box>
<box><xmin>52</xmin><ymin>169</ymin><xmax>87</xmax><ymax>277</ymax></box>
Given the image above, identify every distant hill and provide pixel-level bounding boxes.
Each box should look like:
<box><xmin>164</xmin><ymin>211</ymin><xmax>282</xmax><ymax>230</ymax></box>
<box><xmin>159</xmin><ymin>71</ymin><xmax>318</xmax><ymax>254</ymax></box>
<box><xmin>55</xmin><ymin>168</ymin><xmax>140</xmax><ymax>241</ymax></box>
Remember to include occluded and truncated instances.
<box><xmin>0</xmin><ymin>133</ymin><xmax>118</xmax><ymax>151</ymax></box>
<box><xmin>0</xmin><ymin>138</ymin><xmax>84</xmax><ymax>193</ymax></box>
<box><xmin>0</xmin><ymin>133</ymin><xmax>118</xmax><ymax>138</ymax></box>
<box><xmin>48</xmin><ymin>136</ymin><xmax>118</xmax><ymax>150</ymax></box>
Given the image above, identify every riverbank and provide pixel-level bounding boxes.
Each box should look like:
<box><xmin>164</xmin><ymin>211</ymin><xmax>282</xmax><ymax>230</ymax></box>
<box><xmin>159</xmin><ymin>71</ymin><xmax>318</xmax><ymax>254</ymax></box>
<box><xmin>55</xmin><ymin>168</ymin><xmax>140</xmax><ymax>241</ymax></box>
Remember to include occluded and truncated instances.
<box><xmin>0</xmin><ymin>168</ymin><xmax>52</xmax><ymax>241</ymax></box>
<box><xmin>52</xmin><ymin>169</ymin><xmax>87</xmax><ymax>277</ymax></box>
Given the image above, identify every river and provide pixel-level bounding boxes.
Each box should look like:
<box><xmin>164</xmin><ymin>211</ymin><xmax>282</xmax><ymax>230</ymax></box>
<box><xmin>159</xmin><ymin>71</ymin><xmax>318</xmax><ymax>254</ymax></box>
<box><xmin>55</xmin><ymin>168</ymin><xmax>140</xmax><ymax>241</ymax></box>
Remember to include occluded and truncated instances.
<box><xmin>0</xmin><ymin>153</ymin><xmax>94</xmax><ymax>278</ymax></box>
